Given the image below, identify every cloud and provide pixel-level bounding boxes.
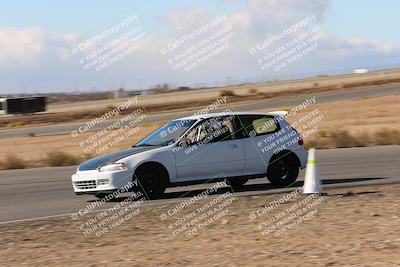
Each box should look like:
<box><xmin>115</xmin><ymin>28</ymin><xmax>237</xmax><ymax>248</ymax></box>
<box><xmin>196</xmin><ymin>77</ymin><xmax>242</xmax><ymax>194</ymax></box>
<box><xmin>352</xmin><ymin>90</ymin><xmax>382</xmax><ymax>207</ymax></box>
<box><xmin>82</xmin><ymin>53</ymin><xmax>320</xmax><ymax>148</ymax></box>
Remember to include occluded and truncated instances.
<box><xmin>161</xmin><ymin>8</ymin><xmax>210</xmax><ymax>32</ymax></box>
<box><xmin>228</xmin><ymin>0</ymin><xmax>330</xmax><ymax>36</ymax></box>
<box><xmin>0</xmin><ymin>27</ymin><xmax>76</xmax><ymax>70</ymax></box>
<box><xmin>224</xmin><ymin>0</ymin><xmax>400</xmax><ymax>76</ymax></box>
<box><xmin>1</xmin><ymin>0</ymin><xmax>399</xmax><ymax>93</ymax></box>
<box><xmin>314</xmin><ymin>35</ymin><xmax>400</xmax><ymax>72</ymax></box>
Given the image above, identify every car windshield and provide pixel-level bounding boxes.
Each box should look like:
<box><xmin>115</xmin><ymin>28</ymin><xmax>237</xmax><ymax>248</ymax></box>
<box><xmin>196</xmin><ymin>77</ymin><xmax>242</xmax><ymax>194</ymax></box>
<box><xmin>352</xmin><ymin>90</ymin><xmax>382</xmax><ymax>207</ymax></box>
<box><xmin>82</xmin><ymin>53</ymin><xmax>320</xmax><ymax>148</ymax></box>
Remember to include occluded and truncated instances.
<box><xmin>135</xmin><ymin>119</ymin><xmax>197</xmax><ymax>146</ymax></box>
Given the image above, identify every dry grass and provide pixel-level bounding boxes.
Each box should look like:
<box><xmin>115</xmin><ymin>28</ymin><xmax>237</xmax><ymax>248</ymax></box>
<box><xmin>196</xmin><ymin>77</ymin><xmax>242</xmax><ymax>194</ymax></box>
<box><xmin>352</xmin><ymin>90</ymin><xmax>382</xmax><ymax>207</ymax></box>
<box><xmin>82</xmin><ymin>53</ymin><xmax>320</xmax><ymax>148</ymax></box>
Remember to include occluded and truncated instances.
<box><xmin>248</xmin><ymin>88</ymin><xmax>258</xmax><ymax>94</ymax></box>
<box><xmin>219</xmin><ymin>90</ymin><xmax>235</xmax><ymax>97</ymax></box>
<box><xmin>0</xmin><ymin>155</ymin><xmax>27</xmax><ymax>170</ymax></box>
<box><xmin>264</xmin><ymin>94</ymin><xmax>400</xmax><ymax>142</ymax></box>
<box><xmin>374</xmin><ymin>129</ymin><xmax>400</xmax><ymax>145</ymax></box>
<box><xmin>0</xmin><ymin>123</ymin><xmax>160</xmax><ymax>169</ymax></box>
<box><xmin>331</xmin><ymin>130</ymin><xmax>364</xmax><ymax>148</ymax></box>
<box><xmin>44</xmin><ymin>152</ymin><xmax>81</xmax><ymax>167</ymax></box>
<box><xmin>0</xmin><ymin>151</ymin><xmax>98</xmax><ymax>170</ymax></box>
<box><xmin>304</xmin><ymin>129</ymin><xmax>400</xmax><ymax>149</ymax></box>
<box><xmin>6</xmin><ymin>121</ymin><xmax>26</xmax><ymax>128</ymax></box>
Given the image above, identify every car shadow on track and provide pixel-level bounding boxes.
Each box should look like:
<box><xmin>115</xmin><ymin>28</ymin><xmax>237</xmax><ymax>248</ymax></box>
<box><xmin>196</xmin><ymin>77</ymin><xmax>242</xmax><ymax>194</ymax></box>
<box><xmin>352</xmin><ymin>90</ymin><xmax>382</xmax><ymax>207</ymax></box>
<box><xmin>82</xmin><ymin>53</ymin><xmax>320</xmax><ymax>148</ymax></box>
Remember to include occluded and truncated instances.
<box><xmin>99</xmin><ymin>177</ymin><xmax>385</xmax><ymax>203</ymax></box>
<box><xmin>162</xmin><ymin>177</ymin><xmax>385</xmax><ymax>199</ymax></box>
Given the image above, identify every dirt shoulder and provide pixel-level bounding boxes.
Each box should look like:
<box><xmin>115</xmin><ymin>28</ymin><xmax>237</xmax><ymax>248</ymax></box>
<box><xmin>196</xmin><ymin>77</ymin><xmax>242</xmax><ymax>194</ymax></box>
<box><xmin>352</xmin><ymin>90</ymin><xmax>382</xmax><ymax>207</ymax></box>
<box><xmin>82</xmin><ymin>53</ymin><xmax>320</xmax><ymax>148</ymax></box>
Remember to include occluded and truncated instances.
<box><xmin>1</xmin><ymin>183</ymin><xmax>399</xmax><ymax>266</ymax></box>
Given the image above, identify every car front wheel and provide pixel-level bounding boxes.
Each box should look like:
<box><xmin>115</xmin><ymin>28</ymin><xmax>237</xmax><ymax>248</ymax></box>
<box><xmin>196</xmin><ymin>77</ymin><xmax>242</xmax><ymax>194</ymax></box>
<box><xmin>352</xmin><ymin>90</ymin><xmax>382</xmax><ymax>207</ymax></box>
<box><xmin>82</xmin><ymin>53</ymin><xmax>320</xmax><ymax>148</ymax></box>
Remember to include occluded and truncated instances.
<box><xmin>134</xmin><ymin>164</ymin><xmax>168</xmax><ymax>200</ymax></box>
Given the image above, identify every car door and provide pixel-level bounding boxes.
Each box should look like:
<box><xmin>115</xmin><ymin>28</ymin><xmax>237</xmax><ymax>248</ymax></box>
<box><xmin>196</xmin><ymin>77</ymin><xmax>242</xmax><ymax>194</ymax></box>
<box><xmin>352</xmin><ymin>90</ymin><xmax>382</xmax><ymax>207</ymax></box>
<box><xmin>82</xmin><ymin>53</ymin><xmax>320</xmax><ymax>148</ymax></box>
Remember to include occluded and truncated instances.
<box><xmin>173</xmin><ymin>115</ymin><xmax>245</xmax><ymax>181</ymax></box>
<box><xmin>235</xmin><ymin>115</ymin><xmax>280</xmax><ymax>176</ymax></box>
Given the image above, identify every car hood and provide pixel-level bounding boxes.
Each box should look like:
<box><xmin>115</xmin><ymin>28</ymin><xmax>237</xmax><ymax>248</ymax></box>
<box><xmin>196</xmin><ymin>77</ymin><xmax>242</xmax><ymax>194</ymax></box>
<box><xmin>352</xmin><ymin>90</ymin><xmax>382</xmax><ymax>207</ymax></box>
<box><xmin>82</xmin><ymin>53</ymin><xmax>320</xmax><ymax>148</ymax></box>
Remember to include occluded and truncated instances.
<box><xmin>78</xmin><ymin>146</ymin><xmax>159</xmax><ymax>171</ymax></box>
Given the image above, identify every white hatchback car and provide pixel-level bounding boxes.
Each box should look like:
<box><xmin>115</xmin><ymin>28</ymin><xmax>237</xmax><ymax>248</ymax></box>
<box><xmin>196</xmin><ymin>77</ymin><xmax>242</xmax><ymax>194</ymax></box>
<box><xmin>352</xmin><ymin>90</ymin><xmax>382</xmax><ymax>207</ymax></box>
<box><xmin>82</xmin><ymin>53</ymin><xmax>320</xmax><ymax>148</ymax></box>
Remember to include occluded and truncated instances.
<box><xmin>72</xmin><ymin>111</ymin><xmax>307</xmax><ymax>199</ymax></box>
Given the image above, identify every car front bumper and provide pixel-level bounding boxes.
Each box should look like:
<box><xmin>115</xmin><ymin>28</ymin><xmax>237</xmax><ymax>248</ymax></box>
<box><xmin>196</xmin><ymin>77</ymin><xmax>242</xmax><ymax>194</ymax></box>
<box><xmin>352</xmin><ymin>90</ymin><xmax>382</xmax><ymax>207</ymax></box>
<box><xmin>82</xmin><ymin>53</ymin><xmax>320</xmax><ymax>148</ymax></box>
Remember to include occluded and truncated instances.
<box><xmin>71</xmin><ymin>169</ymin><xmax>134</xmax><ymax>194</ymax></box>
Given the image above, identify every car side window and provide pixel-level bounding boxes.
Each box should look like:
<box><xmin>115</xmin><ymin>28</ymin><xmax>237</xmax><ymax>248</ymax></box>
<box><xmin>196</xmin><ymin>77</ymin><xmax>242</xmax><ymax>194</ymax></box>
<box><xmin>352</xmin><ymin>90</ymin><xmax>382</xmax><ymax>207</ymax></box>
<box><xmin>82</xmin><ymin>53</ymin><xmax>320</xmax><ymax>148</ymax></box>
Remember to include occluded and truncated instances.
<box><xmin>184</xmin><ymin>116</ymin><xmax>235</xmax><ymax>145</ymax></box>
<box><xmin>235</xmin><ymin>115</ymin><xmax>280</xmax><ymax>138</ymax></box>
<box><xmin>252</xmin><ymin>117</ymin><xmax>278</xmax><ymax>134</ymax></box>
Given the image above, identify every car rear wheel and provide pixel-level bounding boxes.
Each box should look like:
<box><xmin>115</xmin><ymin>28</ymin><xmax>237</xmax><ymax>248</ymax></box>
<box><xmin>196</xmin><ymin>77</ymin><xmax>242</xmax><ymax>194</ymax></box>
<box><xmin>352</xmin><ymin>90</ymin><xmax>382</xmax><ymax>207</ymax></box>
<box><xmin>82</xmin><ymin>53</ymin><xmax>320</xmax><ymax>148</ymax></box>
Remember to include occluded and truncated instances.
<box><xmin>134</xmin><ymin>164</ymin><xmax>168</xmax><ymax>200</ymax></box>
<box><xmin>267</xmin><ymin>152</ymin><xmax>299</xmax><ymax>187</ymax></box>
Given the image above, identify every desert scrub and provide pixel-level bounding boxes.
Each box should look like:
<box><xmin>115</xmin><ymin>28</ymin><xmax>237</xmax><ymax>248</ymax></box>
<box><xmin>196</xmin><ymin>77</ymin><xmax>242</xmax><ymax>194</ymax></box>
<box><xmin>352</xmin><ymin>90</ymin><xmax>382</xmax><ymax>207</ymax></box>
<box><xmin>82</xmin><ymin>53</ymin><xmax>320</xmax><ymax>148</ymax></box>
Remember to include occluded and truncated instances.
<box><xmin>248</xmin><ymin>88</ymin><xmax>258</xmax><ymax>94</ymax></box>
<box><xmin>6</xmin><ymin>121</ymin><xmax>26</xmax><ymax>128</ymax></box>
<box><xmin>0</xmin><ymin>155</ymin><xmax>27</xmax><ymax>170</ymax></box>
<box><xmin>219</xmin><ymin>90</ymin><xmax>235</xmax><ymax>97</ymax></box>
<box><xmin>373</xmin><ymin>129</ymin><xmax>400</xmax><ymax>145</ymax></box>
<box><xmin>330</xmin><ymin>130</ymin><xmax>363</xmax><ymax>148</ymax></box>
<box><xmin>44</xmin><ymin>151</ymin><xmax>80</xmax><ymax>167</ymax></box>
<box><xmin>304</xmin><ymin>129</ymin><xmax>400</xmax><ymax>149</ymax></box>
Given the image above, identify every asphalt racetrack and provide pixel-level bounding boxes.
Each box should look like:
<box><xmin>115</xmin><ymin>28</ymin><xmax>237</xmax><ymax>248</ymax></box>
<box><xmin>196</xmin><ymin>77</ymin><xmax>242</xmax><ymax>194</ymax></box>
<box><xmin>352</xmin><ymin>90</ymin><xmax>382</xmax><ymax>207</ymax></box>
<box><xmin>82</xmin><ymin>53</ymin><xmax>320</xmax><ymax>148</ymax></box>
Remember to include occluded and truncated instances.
<box><xmin>0</xmin><ymin>145</ymin><xmax>399</xmax><ymax>223</ymax></box>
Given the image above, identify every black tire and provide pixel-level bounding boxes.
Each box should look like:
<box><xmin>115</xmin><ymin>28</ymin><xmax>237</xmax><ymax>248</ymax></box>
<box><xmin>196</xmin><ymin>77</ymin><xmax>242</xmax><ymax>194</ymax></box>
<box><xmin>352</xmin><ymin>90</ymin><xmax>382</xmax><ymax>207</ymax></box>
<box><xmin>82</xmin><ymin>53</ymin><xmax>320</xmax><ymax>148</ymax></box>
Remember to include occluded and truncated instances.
<box><xmin>134</xmin><ymin>164</ymin><xmax>168</xmax><ymax>200</ymax></box>
<box><xmin>226</xmin><ymin>178</ymin><xmax>248</xmax><ymax>190</ymax></box>
<box><xmin>267</xmin><ymin>152</ymin><xmax>300</xmax><ymax>187</ymax></box>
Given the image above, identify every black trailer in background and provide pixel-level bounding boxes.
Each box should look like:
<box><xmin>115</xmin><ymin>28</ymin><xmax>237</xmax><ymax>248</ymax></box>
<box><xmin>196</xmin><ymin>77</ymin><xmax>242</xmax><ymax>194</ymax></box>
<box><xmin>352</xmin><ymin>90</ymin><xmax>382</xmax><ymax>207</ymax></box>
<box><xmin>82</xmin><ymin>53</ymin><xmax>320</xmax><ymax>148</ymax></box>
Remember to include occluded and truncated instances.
<box><xmin>0</xmin><ymin>97</ymin><xmax>47</xmax><ymax>115</ymax></box>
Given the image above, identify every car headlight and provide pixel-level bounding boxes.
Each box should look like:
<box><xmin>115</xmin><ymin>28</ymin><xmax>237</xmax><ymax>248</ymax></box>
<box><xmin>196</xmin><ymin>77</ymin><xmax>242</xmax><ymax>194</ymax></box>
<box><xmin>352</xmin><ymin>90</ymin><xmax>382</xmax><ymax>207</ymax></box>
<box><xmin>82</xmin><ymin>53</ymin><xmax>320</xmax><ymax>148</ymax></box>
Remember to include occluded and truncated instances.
<box><xmin>98</xmin><ymin>163</ymin><xmax>127</xmax><ymax>172</ymax></box>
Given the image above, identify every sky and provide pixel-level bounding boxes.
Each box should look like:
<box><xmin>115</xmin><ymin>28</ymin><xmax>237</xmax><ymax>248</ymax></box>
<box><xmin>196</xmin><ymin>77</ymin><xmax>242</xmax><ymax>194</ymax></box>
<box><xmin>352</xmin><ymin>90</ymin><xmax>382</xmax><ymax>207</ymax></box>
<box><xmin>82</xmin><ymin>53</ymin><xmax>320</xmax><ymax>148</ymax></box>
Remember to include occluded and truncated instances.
<box><xmin>0</xmin><ymin>0</ymin><xmax>399</xmax><ymax>94</ymax></box>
